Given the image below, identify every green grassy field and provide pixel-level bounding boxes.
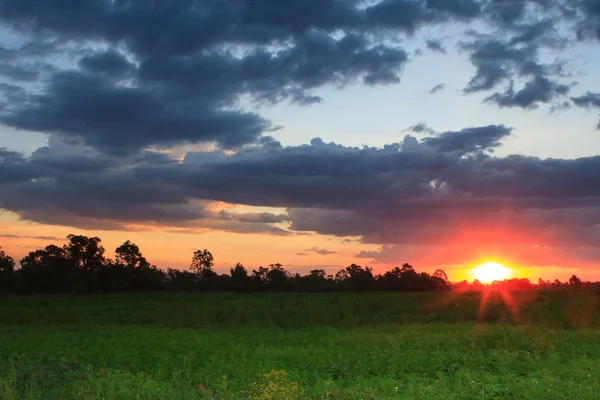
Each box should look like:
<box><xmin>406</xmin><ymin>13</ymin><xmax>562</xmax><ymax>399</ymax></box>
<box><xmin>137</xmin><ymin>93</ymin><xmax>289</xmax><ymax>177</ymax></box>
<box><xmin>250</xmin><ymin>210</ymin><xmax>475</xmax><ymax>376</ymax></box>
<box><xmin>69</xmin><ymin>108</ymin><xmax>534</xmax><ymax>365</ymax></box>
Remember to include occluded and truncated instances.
<box><xmin>2</xmin><ymin>291</ymin><xmax>600</xmax><ymax>399</ymax></box>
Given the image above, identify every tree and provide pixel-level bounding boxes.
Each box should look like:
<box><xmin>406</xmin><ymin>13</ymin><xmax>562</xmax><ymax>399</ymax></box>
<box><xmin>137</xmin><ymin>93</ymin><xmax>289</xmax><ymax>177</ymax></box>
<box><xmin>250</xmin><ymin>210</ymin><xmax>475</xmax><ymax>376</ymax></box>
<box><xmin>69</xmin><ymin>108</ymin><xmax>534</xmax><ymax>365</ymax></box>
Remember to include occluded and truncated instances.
<box><xmin>303</xmin><ymin>269</ymin><xmax>330</xmax><ymax>292</ymax></box>
<box><xmin>64</xmin><ymin>234</ymin><xmax>105</xmax><ymax>271</ymax></box>
<box><xmin>266</xmin><ymin>263</ymin><xmax>289</xmax><ymax>292</ymax></box>
<box><xmin>230</xmin><ymin>263</ymin><xmax>251</xmax><ymax>292</ymax></box>
<box><xmin>432</xmin><ymin>269</ymin><xmax>451</xmax><ymax>291</ymax></box>
<box><xmin>252</xmin><ymin>266</ymin><xmax>269</xmax><ymax>291</ymax></box>
<box><xmin>115</xmin><ymin>240</ymin><xmax>150</xmax><ymax>269</ymax></box>
<box><xmin>191</xmin><ymin>249</ymin><xmax>216</xmax><ymax>288</ymax></box>
<box><xmin>569</xmin><ymin>275</ymin><xmax>582</xmax><ymax>289</ymax></box>
<box><xmin>114</xmin><ymin>240</ymin><xmax>164</xmax><ymax>291</ymax></box>
<box><xmin>19</xmin><ymin>245</ymin><xmax>83</xmax><ymax>293</ymax></box>
<box><xmin>191</xmin><ymin>249</ymin><xmax>214</xmax><ymax>273</ymax></box>
<box><xmin>0</xmin><ymin>247</ymin><xmax>15</xmax><ymax>292</ymax></box>
<box><xmin>343</xmin><ymin>264</ymin><xmax>374</xmax><ymax>291</ymax></box>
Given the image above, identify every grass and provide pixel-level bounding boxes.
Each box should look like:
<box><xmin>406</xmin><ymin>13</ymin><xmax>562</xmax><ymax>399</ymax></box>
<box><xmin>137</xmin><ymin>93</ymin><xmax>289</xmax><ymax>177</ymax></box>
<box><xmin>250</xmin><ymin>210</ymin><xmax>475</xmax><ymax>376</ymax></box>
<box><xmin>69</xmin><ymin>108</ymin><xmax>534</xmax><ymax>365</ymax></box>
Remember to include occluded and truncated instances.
<box><xmin>1</xmin><ymin>290</ymin><xmax>600</xmax><ymax>399</ymax></box>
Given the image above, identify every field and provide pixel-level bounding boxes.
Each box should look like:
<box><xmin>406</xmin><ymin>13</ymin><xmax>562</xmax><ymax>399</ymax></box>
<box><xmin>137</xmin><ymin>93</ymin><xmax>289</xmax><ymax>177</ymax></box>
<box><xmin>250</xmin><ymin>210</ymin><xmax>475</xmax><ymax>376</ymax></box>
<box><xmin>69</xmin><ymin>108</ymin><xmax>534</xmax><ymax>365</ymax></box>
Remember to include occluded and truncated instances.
<box><xmin>2</xmin><ymin>290</ymin><xmax>600</xmax><ymax>399</ymax></box>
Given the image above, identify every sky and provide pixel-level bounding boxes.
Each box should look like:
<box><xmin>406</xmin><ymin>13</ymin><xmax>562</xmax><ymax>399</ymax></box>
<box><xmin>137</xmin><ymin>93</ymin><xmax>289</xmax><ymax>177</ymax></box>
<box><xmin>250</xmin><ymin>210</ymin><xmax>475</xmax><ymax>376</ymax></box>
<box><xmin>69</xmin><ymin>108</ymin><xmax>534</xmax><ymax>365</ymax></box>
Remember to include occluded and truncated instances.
<box><xmin>1</xmin><ymin>0</ymin><xmax>600</xmax><ymax>282</ymax></box>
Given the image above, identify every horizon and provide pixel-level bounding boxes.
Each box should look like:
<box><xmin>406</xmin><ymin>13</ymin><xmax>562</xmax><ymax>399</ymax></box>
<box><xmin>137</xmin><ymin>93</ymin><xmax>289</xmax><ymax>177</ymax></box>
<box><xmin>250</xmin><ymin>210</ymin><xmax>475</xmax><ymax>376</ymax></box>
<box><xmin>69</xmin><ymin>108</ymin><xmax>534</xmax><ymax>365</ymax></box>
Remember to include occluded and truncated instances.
<box><xmin>1</xmin><ymin>0</ymin><xmax>600</xmax><ymax>284</ymax></box>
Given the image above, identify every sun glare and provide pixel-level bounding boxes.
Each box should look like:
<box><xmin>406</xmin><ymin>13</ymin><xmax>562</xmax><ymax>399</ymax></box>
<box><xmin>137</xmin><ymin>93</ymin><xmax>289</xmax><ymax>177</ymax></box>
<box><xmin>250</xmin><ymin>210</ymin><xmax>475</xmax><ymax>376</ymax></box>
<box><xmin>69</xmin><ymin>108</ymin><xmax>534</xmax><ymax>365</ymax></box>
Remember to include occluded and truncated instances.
<box><xmin>471</xmin><ymin>262</ymin><xmax>512</xmax><ymax>283</ymax></box>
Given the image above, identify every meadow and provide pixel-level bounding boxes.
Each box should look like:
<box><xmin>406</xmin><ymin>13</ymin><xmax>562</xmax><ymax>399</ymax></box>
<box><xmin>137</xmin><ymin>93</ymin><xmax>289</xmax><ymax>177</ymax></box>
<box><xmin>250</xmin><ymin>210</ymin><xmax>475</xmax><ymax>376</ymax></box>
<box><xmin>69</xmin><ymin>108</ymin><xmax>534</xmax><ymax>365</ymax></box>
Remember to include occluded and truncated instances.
<box><xmin>2</xmin><ymin>290</ymin><xmax>600</xmax><ymax>399</ymax></box>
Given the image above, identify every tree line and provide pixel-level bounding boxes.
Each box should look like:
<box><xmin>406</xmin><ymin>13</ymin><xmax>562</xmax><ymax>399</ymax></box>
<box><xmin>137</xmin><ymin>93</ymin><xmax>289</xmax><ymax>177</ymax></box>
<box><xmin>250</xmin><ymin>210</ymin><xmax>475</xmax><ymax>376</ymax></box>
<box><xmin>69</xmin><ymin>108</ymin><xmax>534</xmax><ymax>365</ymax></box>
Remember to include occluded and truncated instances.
<box><xmin>0</xmin><ymin>234</ymin><xmax>595</xmax><ymax>294</ymax></box>
<box><xmin>0</xmin><ymin>234</ymin><xmax>453</xmax><ymax>293</ymax></box>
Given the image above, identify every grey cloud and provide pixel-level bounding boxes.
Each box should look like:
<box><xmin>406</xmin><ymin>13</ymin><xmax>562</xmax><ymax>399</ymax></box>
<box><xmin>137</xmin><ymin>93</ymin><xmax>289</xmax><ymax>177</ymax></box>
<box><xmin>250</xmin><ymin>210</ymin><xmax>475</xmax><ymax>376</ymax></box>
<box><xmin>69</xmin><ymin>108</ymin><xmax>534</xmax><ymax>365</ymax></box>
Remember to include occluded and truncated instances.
<box><xmin>0</xmin><ymin>0</ymin><xmax>598</xmax><ymax>155</ymax></box>
<box><xmin>1</xmin><ymin>0</ymin><xmax>600</xmax><ymax>264</ymax></box>
<box><xmin>571</xmin><ymin>91</ymin><xmax>600</xmax><ymax>108</ymax></box>
<box><xmin>429</xmin><ymin>83</ymin><xmax>446</xmax><ymax>94</ymax></box>
<box><xmin>571</xmin><ymin>91</ymin><xmax>600</xmax><ymax>128</ymax></box>
<box><xmin>2</xmin><ymin>125</ymin><xmax>600</xmax><ymax>253</ymax></box>
<box><xmin>219</xmin><ymin>210</ymin><xmax>290</xmax><ymax>224</ymax></box>
<box><xmin>0</xmin><ymin>63</ymin><xmax>39</xmax><ymax>81</ymax></box>
<box><xmin>1</xmin><ymin>71</ymin><xmax>270</xmax><ymax>153</ymax></box>
<box><xmin>460</xmin><ymin>29</ymin><xmax>574</xmax><ymax>110</ymax></box>
<box><xmin>422</xmin><ymin>125</ymin><xmax>511</xmax><ymax>153</ymax></box>
<box><xmin>307</xmin><ymin>247</ymin><xmax>339</xmax><ymax>255</ymax></box>
<box><xmin>485</xmin><ymin>76</ymin><xmax>571</xmax><ymax>109</ymax></box>
<box><xmin>408</xmin><ymin>122</ymin><xmax>436</xmax><ymax>134</ymax></box>
<box><xmin>0</xmin><ymin>233</ymin><xmax>65</xmax><ymax>241</ymax></box>
<box><xmin>79</xmin><ymin>50</ymin><xmax>134</xmax><ymax>78</ymax></box>
<box><xmin>426</xmin><ymin>39</ymin><xmax>447</xmax><ymax>53</ymax></box>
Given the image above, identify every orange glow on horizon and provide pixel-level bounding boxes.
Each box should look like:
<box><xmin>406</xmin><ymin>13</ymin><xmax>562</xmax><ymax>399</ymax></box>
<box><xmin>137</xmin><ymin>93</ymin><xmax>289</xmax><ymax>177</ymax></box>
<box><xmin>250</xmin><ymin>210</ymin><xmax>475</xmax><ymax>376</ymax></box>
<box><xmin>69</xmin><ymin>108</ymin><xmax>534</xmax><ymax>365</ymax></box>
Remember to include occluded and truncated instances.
<box><xmin>470</xmin><ymin>261</ymin><xmax>513</xmax><ymax>283</ymax></box>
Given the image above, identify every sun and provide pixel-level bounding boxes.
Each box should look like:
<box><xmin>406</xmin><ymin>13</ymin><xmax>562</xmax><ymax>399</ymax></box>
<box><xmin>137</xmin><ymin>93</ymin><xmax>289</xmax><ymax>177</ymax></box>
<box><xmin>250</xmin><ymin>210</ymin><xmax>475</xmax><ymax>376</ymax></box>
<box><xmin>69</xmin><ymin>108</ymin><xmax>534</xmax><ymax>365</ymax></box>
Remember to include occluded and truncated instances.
<box><xmin>471</xmin><ymin>261</ymin><xmax>512</xmax><ymax>283</ymax></box>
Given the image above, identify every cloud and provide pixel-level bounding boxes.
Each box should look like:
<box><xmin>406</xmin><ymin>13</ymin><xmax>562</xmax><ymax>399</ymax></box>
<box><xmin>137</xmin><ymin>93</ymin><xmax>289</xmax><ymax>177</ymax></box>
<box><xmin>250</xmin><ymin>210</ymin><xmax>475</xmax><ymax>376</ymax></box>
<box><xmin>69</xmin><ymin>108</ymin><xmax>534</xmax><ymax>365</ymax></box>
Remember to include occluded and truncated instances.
<box><xmin>2</xmin><ymin>124</ymin><xmax>600</xmax><ymax>267</ymax></box>
<box><xmin>429</xmin><ymin>83</ymin><xmax>446</xmax><ymax>94</ymax></box>
<box><xmin>0</xmin><ymin>233</ymin><xmax>65</xmax><ymax>242</ymax></box>
<box><xmin>571</xmin><ymin>91</ymin><xmax>600</xmax><ymax>108</ymax></box>
<box><xmin>485</xmin><ymin>76</ymin><xmax>570</xmax><ymax>109</ymax></box>
<box><xmin>571</xmin><ymin>91</ymin><xmax>600</xmax><ymax>128</ymax></box>
<box><xmin>421</xmin><ymin>124</ymin><xmax>512</xmax><ymax>153</ymax></box>
<box><xmin>1</xmin><ymin>0</ymin><xmax>600</xmax><ymax>270</ymax></box>
<box><xmin>408</xmin><ymin>122</ymin><xmax>436</xmax><ymax>134</ymax></box>
<box><xmin>307</xmin><ymin>247</ymin><xmax>339</xmax><ymax>255</ymax></box>
<box><xmin>426</xmin><ymin>39</ymin><xmax>447</xmax><ymax>53</ymax></box>
<box><xmin>78</xmin><ymin>50</ymin><xmax>134</xmax><ymax>79</ymax></box>
<box><xmin>0</xmin><ymin>0</ymin><xmax>599</xmax><ymax>151</ymax></box>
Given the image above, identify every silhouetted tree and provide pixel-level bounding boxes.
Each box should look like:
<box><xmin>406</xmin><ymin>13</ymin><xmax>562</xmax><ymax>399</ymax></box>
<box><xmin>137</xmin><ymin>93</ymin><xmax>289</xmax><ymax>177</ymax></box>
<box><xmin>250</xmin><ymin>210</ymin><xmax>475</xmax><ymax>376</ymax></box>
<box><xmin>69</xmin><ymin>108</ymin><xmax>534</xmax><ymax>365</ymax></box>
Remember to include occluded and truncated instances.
<box><xmin>303</xmin><ymin>269</ymin><xmax>331</xmax><ymax>292</ymax></box>
<box><xmin>19</xmin><ymin>245</ymin><xmax>84</xmax><ymax>293</ymax></box>
<box><xmin>191</xmin><ymin>249</ymin><xmax>217</xmax><ymax>289</ymax></box>
<box><xmin>569</xmin><ymin>275</ymin><xmax>582</xmax><ymax>289</ymax></box>
<box><xmin>64</xmin><ymin>235</ymin><xmax>105</xmax><ymax>270</ymax></box>
<box><xmin>230</xmin><ymin>263</ymin><xmax>251</xmax><ymax>292</ymax></box>
<box><xmin>252</xmin><ymin>266</ymin><xmax>269</xmax><ymax>291</ymax></box>
<box><xmin>6</xmin><ymin>232</ymin><xmax>588</xmax><ymax>294</ymax></box>
<box><xmin>267</xmin><ymin>263</ymin><xmax>289</xmax><ymax>291</ymax></box>
<box><xmin>0</xmin><ymin>247</ymin><xmax>15</xmax><ymax>292</ymax></box>
<box><xmin>342</xmin><ymin>264</ymin><xmax>374</xmax><ymax>291</ymax></box>
<box><xmin>166</xmin><ymin>268</ymin><xmax>198</xmax><ymax>291</ymax></box>
<box><xmin>115</xmin><ymin>241</ymin><xmax>149</xmax><ymax>269</ymax></box>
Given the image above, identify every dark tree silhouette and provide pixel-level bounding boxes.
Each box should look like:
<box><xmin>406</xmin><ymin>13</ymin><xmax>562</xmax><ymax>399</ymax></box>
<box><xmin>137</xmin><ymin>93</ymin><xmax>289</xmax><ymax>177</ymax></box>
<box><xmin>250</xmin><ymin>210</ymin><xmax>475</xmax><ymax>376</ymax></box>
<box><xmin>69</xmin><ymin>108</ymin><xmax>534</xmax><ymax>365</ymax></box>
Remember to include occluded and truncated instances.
<box><xmin>230</xmin><ymin>263</ymin><xmax>251</xmax><ymax>292</ymax></box>
<box><xmin>191</xmin><ymin>249</ymin><xmax>217</xmax><ymax>289</ymax></box>
<box><xmin>5</xmin><ymin>233</ymin><xmax>588</xmax><ymax>294</ymax></box>
<box><xmin>569</xmin><ymin>275</ymin><xmax>583</xmax><ymax>289</ymax></box>
<box><xmin>266</xmin><ymin>263</ymin><xmax>289</xmax><ymax>292</ymax></box>
<box><xmin>19</xmin><ymin>245</ymin><xmax>83</xmax><ymax>293</ymax></box>
<box><xmin>115</xmin><ymin>240</ymin><xmax>150</xmax><ymax>269</ymax></box>
<box><xmin>252</xmin><ymin>266</ymin><xmax>269</xmax><ymax>291</ymax></box>
<box><xmin>0</xmin><ymin>246</ymin><xmax>15</xmax><ymax>292</ymax></box>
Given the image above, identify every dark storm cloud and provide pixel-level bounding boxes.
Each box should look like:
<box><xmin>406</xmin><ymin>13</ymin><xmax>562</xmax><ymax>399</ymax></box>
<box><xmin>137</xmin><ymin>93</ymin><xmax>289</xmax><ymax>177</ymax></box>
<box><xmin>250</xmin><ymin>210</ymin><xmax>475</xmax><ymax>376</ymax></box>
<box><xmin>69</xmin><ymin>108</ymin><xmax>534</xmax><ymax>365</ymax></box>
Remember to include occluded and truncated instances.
<box><xmin>1</xmin><ymin>0</ymin><xmax>600</xmax><ymax>254</ymax></box>
<box><xmin>1</xmin><ymin>123</ymin><xmax>600</xmax><ymax>249</ymax></box>
<box><xmin>0</xmin><ymin>0</ymin><xmax>598</xmax><ymax>151</ymax></box>
<box><xmin>1</xmin><ymin>71</ymin><xmax>270</xmax><ymax>152</ymax></box>
<box><xmin>0</xmin><ymin>63</ymin><xmax>39</xmax><ymax>81</ymax></box>
<box><xmin>79</xmin><ymin>50</ymin><xmax>134</xmax><ymax>78</ymax></box>
<box><xmin>0</xmin><ymin>0</ymin><xmax>430</xmax><ymax>153</ymax></box>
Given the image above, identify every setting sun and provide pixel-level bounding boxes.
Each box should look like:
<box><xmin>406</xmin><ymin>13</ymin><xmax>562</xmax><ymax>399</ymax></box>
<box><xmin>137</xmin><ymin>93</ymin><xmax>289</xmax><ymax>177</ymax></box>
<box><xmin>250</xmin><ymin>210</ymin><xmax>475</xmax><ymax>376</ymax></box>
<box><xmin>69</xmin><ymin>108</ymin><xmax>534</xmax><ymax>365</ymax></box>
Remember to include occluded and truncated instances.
<box><xmin>471</xmin><ymin>262</ymin><xmax>512</xmax><ymax>283</ymax></box>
